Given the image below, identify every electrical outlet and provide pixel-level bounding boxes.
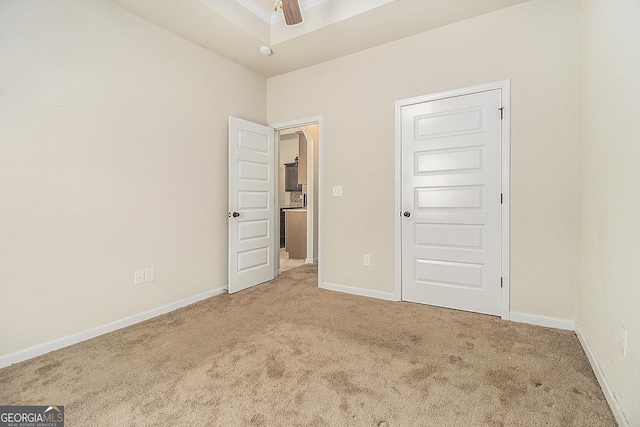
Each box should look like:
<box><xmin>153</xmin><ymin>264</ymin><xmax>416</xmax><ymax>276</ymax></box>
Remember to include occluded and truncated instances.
<box><xmin>364</xmin><ymin>254</ymin><xmax>371</xmax><ymax>266</ymax></box>
<box><xmin>145</xmin><ymin>267</ymin><xmax>155</xmax><ymax>283</ymax></box>
<box><xmin>333</xmin><ymin>185</ymin><xmax>343</xmax><ymax>197</ymax></box>
<box><xmin>134</xmin><ymin>270</ymin><xmax>145</xmax><ymax>285</ymax></box>
<box><xmin>620</xmin><ymin>325</ymin><xmax>627</xmax><ymax>356</ymax></box>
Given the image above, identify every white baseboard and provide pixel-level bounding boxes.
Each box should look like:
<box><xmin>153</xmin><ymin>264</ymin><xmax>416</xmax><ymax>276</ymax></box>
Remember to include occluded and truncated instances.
<box><xmin>574</xmin><ymin>323</ymin><xmax>629</xmax><ymax>427</ymax></box>
<box><xmin>0</xmin><ymin>287</ymin><xmax>227</xmax><ymax>369</ymax></box>
<box><xmin>305</xmin><ymin>257</ymin><xmax>318</xmax><ymax>264</ymax></box>
<box><xmin>320</xmin><ymin>282</ymin><xmax>398</xmax><ymax>301</ymax></box>
<box><xmin>508</xmin><ymin>311</ymin><xmax>575</xmax><ymax>330</ymax></box>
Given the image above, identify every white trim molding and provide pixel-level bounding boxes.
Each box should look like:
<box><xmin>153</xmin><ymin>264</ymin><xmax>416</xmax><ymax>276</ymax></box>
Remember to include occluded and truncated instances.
<box><xmin>0</xmin><ymin>287</ymin><xmax>227</xmax><ymax>369</ymax></box>
<box><xmin>509</xmin><ymin>311</ymin><xmax>575</xmax><ymax>330</ymax></box>
<box><xmin>320</xmin><ymin>282</ymin><xmax>398</xmax><ymax>302</ymax></box>
<box><xmin>575</xmin><ymin>323</ymin><xmax>630</xmax><ymax>427</ymax></box>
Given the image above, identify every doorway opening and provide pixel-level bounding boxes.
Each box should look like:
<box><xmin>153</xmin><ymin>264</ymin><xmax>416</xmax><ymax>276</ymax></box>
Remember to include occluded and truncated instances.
<box><xmin>273</xmin><ymin>119</ymin><xmax>322</xmax><ymax>277</ymax></box>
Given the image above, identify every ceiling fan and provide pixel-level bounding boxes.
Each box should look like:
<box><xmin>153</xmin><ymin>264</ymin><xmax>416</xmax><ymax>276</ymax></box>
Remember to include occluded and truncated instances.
<box><xmin>274</xmin><ymin>0</ymin><xmax>303</xmax><ymax>26</ymax></box>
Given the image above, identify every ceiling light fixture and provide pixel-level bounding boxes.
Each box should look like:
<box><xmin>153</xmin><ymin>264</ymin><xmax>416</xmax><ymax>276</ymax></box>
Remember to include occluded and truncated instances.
<box><xmin>274</xmin><ymin>0</ymin><xmax>303</xmax><ymax>26</ymax></box>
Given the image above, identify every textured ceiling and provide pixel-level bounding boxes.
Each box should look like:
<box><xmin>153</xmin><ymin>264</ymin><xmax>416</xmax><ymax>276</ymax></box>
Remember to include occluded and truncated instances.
<box><xmin>107</xmin><ymin>0</ymin><xmax>531</xmax><ymax>78</ymax></box>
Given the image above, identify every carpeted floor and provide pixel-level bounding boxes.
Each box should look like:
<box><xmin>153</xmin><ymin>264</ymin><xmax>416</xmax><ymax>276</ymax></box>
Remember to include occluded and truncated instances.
<box><xmin>0</xmin><ymin>265</ymin><xmax>616</xmax><ymax>426</ymax></box>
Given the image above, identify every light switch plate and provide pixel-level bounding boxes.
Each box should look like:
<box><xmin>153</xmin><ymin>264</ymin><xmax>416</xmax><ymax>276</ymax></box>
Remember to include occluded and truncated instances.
<box><xmin>333</xmin><ymin>185</ymin><xmax>343</xmax><ymax>197</ymax></box>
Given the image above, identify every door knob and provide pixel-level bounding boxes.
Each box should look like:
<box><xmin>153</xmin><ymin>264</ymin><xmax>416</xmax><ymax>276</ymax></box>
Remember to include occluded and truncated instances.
<box><xmin>403</xmin><ymin>211</ymin><xmax>411</xmax><ymax>218</ymax></box>
<box><xmin>232</xmin><ymin>212</ymin><xmax>240</xmax><ymax>218</ymax></box>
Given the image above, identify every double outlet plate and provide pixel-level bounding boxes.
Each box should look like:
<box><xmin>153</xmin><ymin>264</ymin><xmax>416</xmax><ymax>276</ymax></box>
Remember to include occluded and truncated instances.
<box><xmin>135</xmin><ymin>268</ymin><xmax>155</xmax><ymax>285</ymax></box>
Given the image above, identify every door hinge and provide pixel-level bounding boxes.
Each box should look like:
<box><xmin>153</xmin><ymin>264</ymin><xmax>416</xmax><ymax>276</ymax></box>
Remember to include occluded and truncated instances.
<box><xmin>501</xmin><ymin>277</ymin><xmax>503</xmax><ymax>288</ymax></box>
<box><xmin>498</xmin><ymin>107</ymin><xmax>504</xmax><ymax>120</ymax></box>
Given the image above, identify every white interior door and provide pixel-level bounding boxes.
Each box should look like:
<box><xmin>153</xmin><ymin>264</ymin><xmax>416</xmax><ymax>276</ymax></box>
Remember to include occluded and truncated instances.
<box><xmin>228</xmin><ymin>117</ymin><xmax>276</xmax><ymax>293</ymax></box>
<box><xmin>401</xmin><ymin>89</ymin><xmax>503</xmax><ymax>315</ymax></box>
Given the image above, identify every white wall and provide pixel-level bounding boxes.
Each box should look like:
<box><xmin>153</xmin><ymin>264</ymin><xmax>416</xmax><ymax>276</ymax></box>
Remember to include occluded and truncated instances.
<box><xmin>578</xmin><ymin>0</ymin><xmax>640</xmax><ymax>424</ymax></box>
<box><xmin>268</xmin><ymin>0</ymin><xmax>581</xmax><ymax>318</ymax></box>
<box><xmin>0</xmin><ymin>0</ymin><xmax>266</xmax><ymax>357</ymax></box>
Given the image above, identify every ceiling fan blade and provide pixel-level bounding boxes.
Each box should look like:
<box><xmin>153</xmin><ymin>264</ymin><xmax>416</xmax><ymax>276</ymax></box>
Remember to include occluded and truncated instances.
<box><xmin>281</xmin><ymin>0</ymin><xmax>303</xmax><ymax>26</ymax></box>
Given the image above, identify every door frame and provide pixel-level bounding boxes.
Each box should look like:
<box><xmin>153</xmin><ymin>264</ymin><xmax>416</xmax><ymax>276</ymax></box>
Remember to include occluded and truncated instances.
<box><xmin>270</xmin><ymin>116</ymin><xmax>323</xmax><ymax>285</ymax></box>
<box><xmin>394</xmin><ymin>80</ymin><xmax>511</xmax><ymax>319</ymax></box>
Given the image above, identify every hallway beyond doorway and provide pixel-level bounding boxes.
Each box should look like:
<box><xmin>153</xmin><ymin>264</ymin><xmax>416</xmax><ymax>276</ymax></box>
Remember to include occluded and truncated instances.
<box><xmin>280</xmin><ymin>247</ymin><xmax>305</xmax><ymax>272</ymax></box>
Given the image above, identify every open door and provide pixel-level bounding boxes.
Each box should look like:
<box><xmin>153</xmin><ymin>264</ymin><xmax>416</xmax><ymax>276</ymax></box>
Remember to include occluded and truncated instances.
<box><xmin>228</xmin><ymin>117</ymin><xmax>276</xmax><ymax>293</ymax></box>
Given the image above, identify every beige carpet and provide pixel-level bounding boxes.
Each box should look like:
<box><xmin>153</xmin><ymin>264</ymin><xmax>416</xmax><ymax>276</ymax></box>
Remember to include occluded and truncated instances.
<box><xmin>0</xmin><ymin>265</ymin><xmax>616</xmax><ymax>426</ymax></box>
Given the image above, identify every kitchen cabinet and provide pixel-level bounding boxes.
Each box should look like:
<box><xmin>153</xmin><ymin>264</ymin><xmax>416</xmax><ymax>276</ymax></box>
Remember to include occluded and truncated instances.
<box><xmin>284</xmin><ymin>162</ymin><xmax>301</xmax><ymax>191</ymax></box>
<box><xmin>283</xmin><ymin>133</ymin><xmax>307</xmax><ymax>191</ymax></box>
<box><xmin>285</xmin><ymin>209</ymin><xmax>307</xmax><ymax>259</ymax></box>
